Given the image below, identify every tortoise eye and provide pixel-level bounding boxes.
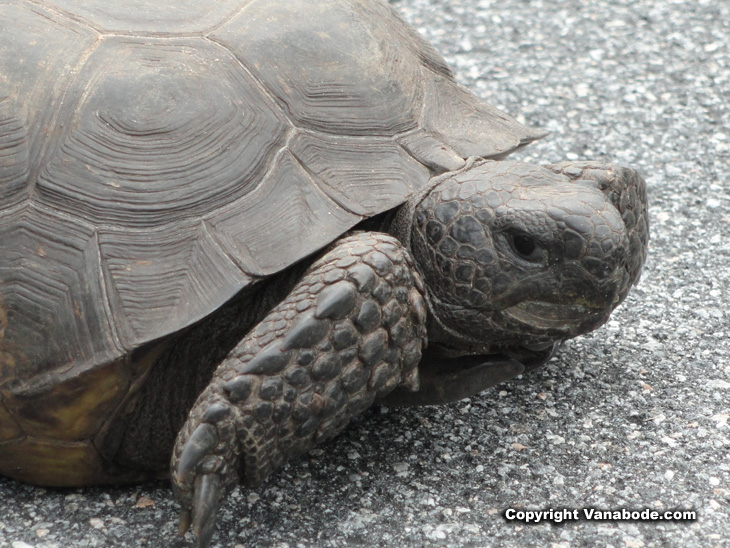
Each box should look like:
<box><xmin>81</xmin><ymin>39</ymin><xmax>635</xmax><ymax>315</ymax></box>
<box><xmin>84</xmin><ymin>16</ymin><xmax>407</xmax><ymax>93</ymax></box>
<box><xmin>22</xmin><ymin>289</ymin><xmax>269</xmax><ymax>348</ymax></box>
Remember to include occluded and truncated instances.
<box><xmin>508</xmin><ymin>231</ymin><xmax>545</xmax><ymax>262</ymax></box>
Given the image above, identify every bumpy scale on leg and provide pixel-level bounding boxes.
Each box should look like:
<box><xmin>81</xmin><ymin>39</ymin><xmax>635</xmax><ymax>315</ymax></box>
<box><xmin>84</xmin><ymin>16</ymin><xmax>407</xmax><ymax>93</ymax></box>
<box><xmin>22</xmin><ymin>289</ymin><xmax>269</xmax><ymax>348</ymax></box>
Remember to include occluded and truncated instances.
<box><xmin>171</xmin><ymin>232</ymin><xmax>427</xmax><ymax>547</ymax></box>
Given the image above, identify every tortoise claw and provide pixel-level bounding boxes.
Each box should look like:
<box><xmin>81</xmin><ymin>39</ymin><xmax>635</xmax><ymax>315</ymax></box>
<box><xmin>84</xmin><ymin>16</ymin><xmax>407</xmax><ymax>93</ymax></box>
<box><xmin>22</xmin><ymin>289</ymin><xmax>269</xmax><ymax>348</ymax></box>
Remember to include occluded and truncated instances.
<box><xmin>192</xmin><ymin>474</ymin><xmax>222</xmax><ymax>548</ymax></box>
<box><xmin>175</xmin><ymin>423</ymin><xmax>219</xmax><ymax>484</ymax></box>
<box><xmin>172</xmin><ymin>411</ymin><xmax>235</xmax><ymax>547</ymax></box>
<box><xmin>178</xmin><ymin>508</ymin><xmax>192</xmax><ymax>537</ymax></box>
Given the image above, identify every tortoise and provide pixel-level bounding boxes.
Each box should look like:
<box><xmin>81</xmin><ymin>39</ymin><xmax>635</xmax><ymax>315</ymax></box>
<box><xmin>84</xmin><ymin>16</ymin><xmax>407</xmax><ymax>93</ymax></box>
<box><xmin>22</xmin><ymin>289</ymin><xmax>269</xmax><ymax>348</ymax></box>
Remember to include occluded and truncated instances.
<box><xmin>0</xmin><ymin>0</ymin><xmax>649</xmax><ymax>545</ymax></box>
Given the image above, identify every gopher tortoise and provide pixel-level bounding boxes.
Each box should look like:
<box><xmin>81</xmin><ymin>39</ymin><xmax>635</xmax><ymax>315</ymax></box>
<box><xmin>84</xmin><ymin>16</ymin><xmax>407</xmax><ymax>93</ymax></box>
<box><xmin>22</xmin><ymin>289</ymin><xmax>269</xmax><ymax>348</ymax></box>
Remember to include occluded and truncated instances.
<box><xmin>0</xmin><ymin>0</ymin><xmax>648</xmax><ymax>545</ymax></box>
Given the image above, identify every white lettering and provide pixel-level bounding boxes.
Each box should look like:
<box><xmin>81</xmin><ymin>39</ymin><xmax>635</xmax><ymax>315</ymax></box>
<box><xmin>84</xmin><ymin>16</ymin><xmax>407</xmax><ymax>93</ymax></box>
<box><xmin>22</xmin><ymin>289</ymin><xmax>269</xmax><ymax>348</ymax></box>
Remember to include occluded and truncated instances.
<box><xmin>504</xmin><ymin>507</ymin><xmax>695</xmax><ymax>523</ymax></box>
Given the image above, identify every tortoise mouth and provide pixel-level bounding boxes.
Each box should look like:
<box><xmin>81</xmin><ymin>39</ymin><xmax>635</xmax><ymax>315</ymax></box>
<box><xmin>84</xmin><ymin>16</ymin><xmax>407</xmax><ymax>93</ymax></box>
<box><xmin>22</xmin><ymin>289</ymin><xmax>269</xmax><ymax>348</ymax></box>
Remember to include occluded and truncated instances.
<box><xmin>505</xmin><ymin>300</ymin><xmax>600</xmax><ymax>330</ymax></box>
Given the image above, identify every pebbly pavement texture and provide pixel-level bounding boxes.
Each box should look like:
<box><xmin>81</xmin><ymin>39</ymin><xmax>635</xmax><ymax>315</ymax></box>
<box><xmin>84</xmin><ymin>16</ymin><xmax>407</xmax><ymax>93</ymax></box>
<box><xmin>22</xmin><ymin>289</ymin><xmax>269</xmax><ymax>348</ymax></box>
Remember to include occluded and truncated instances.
<box><xmin>1</xmin><ymin>0</ymin><xmax>728</xmax><ymax>547</ymax></box>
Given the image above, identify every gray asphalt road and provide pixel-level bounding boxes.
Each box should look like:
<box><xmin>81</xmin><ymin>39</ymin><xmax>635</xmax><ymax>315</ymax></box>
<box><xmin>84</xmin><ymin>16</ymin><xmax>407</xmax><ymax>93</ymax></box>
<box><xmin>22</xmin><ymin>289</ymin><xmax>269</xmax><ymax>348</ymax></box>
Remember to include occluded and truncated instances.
<box><xmin>1</xmin><ymin>0</ymin><xmax>728</xmax><ymax>547</ymax></box>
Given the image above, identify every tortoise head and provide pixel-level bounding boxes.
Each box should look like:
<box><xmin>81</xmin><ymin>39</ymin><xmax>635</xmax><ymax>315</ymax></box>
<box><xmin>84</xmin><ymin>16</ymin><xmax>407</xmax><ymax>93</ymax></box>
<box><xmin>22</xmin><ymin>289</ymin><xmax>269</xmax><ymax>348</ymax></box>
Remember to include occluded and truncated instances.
<box><xmin>403</xmin><ymin>159</ymin><xmax>648</xmax><ymax>359</ymax></box>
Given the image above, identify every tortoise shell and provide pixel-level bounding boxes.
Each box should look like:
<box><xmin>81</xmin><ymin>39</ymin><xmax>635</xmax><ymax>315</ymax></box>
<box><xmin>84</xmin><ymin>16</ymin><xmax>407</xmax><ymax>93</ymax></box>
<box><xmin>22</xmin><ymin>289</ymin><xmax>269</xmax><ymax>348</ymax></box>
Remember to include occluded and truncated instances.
<box><xmin>0</xmin><ymin>0</ymin><xmax>541</xmax><ymax>484</ymax></box>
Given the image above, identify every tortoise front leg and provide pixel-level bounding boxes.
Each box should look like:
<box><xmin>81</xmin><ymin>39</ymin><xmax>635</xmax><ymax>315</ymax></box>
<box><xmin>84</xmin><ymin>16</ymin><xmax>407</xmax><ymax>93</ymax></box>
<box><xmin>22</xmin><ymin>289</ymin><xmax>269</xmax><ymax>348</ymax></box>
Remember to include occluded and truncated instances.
<box><xmin>171</xmin><ymin>232</ymin><xmax>427</xmax><ymax>548</ymax></box>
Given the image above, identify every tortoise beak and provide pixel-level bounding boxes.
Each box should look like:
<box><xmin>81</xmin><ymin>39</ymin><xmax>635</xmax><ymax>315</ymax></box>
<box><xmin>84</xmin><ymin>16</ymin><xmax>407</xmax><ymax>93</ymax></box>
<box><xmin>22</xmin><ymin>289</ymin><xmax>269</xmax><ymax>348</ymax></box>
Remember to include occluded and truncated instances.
<box><xmin>504</xmin><ymin>301</ymin><xmax>599</xmax><ymax>330</ymax></box>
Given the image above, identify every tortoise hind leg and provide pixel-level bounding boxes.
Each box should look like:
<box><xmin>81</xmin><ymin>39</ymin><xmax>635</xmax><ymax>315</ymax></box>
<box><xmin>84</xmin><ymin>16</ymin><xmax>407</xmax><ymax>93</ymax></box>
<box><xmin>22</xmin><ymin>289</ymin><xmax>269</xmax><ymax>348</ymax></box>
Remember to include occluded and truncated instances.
<box><xmin>171</xmin><ymin>232</ymin><xmax>427</xmax><ymax>548</ymax></box>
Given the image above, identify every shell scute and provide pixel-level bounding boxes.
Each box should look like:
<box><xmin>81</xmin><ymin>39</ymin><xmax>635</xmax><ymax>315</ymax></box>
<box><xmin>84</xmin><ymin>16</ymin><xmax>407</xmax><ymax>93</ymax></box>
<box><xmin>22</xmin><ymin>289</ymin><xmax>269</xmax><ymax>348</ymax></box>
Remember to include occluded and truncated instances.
<box><xmin>36</xmin><ymin>37</ymin><xmax>288</xmax><ymax>229</ymax></box>
<box><xmin>211</xmin><ymin>0</ymin><xmax>425</xmax><ymax>136</ymax></box>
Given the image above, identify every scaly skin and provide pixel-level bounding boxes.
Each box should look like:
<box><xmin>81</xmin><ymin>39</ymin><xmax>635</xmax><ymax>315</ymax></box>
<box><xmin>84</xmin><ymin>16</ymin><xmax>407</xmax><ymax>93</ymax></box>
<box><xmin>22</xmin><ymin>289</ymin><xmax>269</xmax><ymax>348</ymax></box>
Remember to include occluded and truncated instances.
<box><xmin>171</xmin><ymin>232</ymin><xmax>427</xmax><ymax>546</ymax></box>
